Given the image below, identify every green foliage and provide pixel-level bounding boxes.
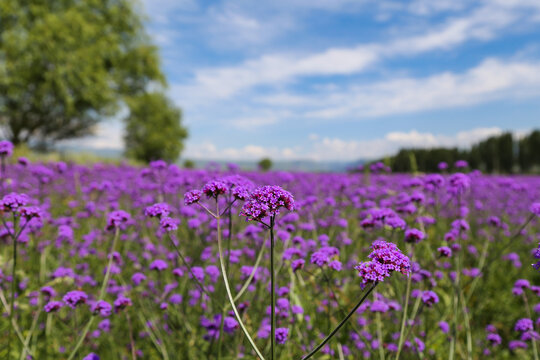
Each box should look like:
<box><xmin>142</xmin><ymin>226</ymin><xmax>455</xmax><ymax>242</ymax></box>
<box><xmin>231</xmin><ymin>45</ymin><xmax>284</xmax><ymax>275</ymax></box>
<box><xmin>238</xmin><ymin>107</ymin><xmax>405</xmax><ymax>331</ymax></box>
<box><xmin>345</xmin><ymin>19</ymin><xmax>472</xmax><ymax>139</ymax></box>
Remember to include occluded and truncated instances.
<box><xmin>258</xmin><ymin>157</ymin><xmax>273</xmax><ymax>171</ymax></box>
<box><xmin>0</xmin><ymin>0</ymin><xmax>165</xmax><ymax>146</ymax></box>
<box><xmin>380</xmin><ymin>130</ymin><xmax>540</xmax><ymax>173</ymax></box>
<box><xmin>124</xmin><ymin>92</ymin><xmax>187</xmax><ymax>163</ymax></box>
<box><xmin>183</xmin><ymin>159</ymin><xmax>195</xmax><ymax>169</ymax></box>
<box><xmin>519</xmin><ymin>130</ymin><xmax>540</xmax><ymax>172</ymax></box>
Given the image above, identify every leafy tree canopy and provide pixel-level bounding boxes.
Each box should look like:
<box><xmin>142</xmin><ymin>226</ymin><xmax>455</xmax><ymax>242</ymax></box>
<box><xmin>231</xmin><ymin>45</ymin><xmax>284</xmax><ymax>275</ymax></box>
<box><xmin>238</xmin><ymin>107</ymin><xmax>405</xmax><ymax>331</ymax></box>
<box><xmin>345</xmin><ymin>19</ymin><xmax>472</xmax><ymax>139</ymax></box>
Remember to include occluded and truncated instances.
<box><xmin>0</xmin><ymin>0</ymin><xmax>165</xmax><ymax>147</ymax></box>
<box><xmin>124</xmin><ymin>92</ymin><xmax>187</xmax><ymax>163</ymax></box>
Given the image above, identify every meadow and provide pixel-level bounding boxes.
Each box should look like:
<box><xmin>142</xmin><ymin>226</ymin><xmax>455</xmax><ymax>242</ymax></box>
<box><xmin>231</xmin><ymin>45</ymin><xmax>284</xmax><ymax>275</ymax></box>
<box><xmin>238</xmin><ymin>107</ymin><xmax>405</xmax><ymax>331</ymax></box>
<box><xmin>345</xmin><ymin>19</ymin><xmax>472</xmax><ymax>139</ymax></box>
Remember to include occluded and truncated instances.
<box><xmin>1</xmin><ymin>147</ymin><xmax>539</xmax><ymax>359</ymax></box>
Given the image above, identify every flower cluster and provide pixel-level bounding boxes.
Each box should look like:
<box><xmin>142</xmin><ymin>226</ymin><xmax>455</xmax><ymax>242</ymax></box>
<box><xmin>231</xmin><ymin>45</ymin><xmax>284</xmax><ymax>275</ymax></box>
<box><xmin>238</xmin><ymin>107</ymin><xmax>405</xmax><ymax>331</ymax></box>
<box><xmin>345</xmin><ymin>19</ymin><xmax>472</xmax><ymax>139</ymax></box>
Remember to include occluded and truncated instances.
<box><xmin>241</xmin><ymin>185</ymin><xmax>295</xmax><ymax>222</ymax></box>
<box><xmin>355</xmin><ymin>240</ymin><xmax>410</xmax><ymax>287</ymax></box>
<box><xmin>0</xmin><ymin>140</ymin><xmax>14</xmax><ymax>157</ymax></box>
<box><xmin>106</xmin><ymin>210</ymin><xmax>131</xmax><ymax>230</ymax></box>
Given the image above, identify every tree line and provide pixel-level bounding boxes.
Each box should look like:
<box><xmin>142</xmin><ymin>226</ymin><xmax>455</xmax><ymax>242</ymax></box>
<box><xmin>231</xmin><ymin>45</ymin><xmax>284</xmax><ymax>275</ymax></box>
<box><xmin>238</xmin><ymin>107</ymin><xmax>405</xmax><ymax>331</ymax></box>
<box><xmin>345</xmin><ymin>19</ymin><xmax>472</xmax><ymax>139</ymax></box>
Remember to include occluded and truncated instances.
<box><xmin>379</xmin><ymin>130</ymin><xmax>540</xmax><ymax>174</ymax></box>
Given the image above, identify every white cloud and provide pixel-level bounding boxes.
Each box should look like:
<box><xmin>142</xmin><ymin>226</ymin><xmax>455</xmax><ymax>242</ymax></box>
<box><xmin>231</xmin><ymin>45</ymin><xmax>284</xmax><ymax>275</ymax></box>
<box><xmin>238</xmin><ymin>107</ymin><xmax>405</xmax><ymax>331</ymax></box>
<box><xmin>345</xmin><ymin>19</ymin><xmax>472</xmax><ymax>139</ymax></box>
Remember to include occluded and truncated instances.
<box><xmin>230</xmin><ymin>116</ymin><xmax>279</xmax><ymax>129</ymax></box>
<box><xmin>172</xmin><ymin>1</ymin><xmax>540</xmax><ymax>102</ymax></box>
<box><xmin>302</xmin><ymin>58</ymin><xmax>540</xmax><ymax>119</ymax></box>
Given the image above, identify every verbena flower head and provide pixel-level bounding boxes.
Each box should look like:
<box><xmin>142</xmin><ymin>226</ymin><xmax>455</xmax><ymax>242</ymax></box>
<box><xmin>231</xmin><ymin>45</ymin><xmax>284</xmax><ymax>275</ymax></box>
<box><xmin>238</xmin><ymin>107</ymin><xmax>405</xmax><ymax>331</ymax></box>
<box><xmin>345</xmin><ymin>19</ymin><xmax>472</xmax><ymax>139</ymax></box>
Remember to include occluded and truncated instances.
<box><xmin>515</xmin><ymin>318</ymin><xmax>534</xmax><ymax>332</ymax></box>
<box><xmin>113</xmin><ymin>295</ymin><xmax>132</xmax><ymax>312</ymax></box>
<box><xmin>184</xmin><ymin>189</ymin><xmax>202</xmax><ymax>205</ymax></box>
<box><xmin>0</xmin><ymin>140</ymin><xmax>14</xmax><ymax>157</ymax></box>
<box><xmin>91</xmin><ymin>300</ymin><xmax>112</xmax><ymax>317</ymax></box>
<box><xmin>275</xmin><ymin>327</ymin><xmax>289</xmax><ymax>345</ymax></box>
<box><xmin>144</xmin><ymin>203</ymin><xmax>170</xmax><ymax>218</ymax></box>
<box><xmin>448</xmin><ymin>173</ymin><xmax>471</xmax><ymax>195</ymax></box>
<box><xmin>241</xmin><ymin>185</ymin><xmax>294</xmax><ymax>222</ymax></box>
<box><xmin>0</xmin><ymin>193</ymin><xmax>29</xmax><ymax>213</ymax></box>
<box><xmin>106</xmin><ymin>210</ymin><xmax>131</xmax><ymax>230</ymax></box>
<box><xmin>63</xmin><ymin>290</ymin><xmax>88</xmax><ymax>308</ymax></box>
<box><xmin>531</xmin><ymin>203</ymin><xmax>540</xmax><ymax>217</ymax></box>
<box><xmin>202</xmin><ymin>180</ymin><xmax>228</xmax><ymax>199</ymax></box>
<box><xmin>404</xmin><ymin>228</ymin><xmax>425</xmax><ymax>243</ymax></box>
<box><xmin>82</xmin><ymin>353</ymin><xmax>100</xmax><ymax>360</ymax></box>
<box><xmin>44</xmin><ymin>300</ymin><xmax>64</xmax><ymax>313</ymax></box>
<box><xmin>421</xmin><ymin>290</ymin><xmax>439</xmax><ymax>307</ymax></box>
<box><xmin>355</xmin><ymin>240</ymin><xmax>410</xmax><ymax>287</ymax></box>
<box><xmin>160</xmin><ymin>217</ymin><xmax>179</xmax><ymax>232</ymax></box>
<box><xmin>149</xmin><ymin>259</ymin><xmax>168</xmax><ymax>271</ymax></box>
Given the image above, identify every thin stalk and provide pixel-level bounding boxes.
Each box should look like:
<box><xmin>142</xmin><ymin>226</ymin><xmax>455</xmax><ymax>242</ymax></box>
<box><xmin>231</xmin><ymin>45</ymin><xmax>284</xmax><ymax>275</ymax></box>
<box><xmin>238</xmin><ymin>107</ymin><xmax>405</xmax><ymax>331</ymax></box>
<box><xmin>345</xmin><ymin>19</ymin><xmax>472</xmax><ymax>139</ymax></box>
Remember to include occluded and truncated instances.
<box><xmin>8</xmin><ymin>224</ymin><xmax>18</xmax><ymax>358</ymax></box>
<box><xmin>67</xmin><ymin>228</ymin><xmax>120</xmax><ymax>360</ymax></box>
<box><xmin>270</xmin><ymin>216</ymin><xmax>276</xmax><ymax>360</ymax></box>
<box><xmin>302</xmin><ymin>283</ymin><xmax>377</xmax><ymax>360</ymax></box>
<box><xmin>0</xmin><ymin>288</ymin><xmax>33</xmax><ymax>356</ymax></box>
<box><xmin>395</xmin><ymin>274</ymin><xmax>412</xmax><ymax>360</ymax></box>
<box><xmin>19</xmin><ymin>301</ymin><xmax>42</xmax><ymax>360</ymax></box>
<box><xmin>376</xmin><ymin>312</ymin><xmax>386</xmax><ymax>360</ymax></box>
<box><xmin>233</xmin><ymin>236</ymin><xmax>267</xmax><ymax>302</ymax></box>
<box><xmin>167</xmin><ymin>234</ymin><xmax>214</xmax><ymax>301</ymax></box>
<box><xmin>216</xmin><ymin>205</ymin><xmax>265</xmax><ymax>359</ymax></box>
<box><xmin>522</xmin><ymin>293</ymin><xmax>539</xmax><ymax>360</ymax></box>
<box><xmin>458</xmin><ymin>291</ymin><xmax>472</xmax><ymax>360</ymax></box>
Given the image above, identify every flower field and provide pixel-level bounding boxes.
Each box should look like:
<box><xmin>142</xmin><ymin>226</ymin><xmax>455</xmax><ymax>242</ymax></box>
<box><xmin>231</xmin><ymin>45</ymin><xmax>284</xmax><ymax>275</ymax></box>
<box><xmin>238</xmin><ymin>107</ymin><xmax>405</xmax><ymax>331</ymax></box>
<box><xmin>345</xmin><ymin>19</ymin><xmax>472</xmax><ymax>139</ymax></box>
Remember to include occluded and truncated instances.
<box><xmin>1</xmin><ymin>152</ymin><xmax>540</xmax><ymax>359</ymax></box>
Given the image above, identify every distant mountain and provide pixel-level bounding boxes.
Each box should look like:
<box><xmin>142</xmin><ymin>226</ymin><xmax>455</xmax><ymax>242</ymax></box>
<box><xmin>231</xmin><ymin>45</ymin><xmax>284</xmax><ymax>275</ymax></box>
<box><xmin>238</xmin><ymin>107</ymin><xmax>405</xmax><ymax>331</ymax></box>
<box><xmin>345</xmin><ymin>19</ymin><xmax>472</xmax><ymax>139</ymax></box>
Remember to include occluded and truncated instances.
<box><xmin>56</xmin><ymin>145</ymin><xmax>367</xmax><ymax>172</ymax></box>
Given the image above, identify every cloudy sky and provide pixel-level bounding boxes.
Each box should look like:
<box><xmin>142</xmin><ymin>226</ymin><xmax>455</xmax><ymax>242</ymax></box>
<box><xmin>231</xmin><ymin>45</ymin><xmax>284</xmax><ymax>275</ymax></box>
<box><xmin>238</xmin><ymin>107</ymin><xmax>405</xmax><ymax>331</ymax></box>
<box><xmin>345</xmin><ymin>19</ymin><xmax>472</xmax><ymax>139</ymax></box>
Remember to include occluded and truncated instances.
<box><xmin>78</xmin><ymin>0</ymin><xmax>540</xmax><ymax>162</ymax></box>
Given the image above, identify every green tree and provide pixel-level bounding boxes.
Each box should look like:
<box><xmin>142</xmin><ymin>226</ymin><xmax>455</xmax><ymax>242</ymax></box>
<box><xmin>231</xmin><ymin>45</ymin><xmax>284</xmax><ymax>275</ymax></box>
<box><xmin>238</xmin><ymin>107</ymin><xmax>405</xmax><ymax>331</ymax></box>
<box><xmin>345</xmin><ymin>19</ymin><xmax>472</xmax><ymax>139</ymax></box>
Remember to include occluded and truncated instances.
<box><xmin>258</xmin><ymin>158</ymin><xmax>273</xmax><ymax>171</ymax></box>
<box><xmin>0</xmin><ymin>0</ymin><xmax>165</xmax><ymax>146</ymax></box>
<box><xmin>124</xmin><ymin>92</ymin><xmax>187</xmax><ymax>163</ymax></box>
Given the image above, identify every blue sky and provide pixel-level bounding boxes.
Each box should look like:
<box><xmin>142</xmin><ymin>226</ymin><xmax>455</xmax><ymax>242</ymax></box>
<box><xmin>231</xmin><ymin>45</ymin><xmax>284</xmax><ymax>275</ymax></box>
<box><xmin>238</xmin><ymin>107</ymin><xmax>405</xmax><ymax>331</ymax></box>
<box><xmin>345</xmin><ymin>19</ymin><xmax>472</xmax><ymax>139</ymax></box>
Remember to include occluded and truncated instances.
<box><xmin>75</xmin><ymin>0</ymin><xmax>540</xmax><ymax>161</ymax></box>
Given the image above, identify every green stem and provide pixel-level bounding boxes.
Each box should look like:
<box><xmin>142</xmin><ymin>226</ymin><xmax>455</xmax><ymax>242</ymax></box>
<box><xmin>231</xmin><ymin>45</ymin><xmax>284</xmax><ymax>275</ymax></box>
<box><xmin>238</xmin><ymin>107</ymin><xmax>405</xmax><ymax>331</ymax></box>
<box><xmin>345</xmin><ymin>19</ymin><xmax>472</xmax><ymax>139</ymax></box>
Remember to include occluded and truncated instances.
<box><xmin>232</xmin><ymin>236</ymin><xmax>267</xmax><ymax>303</ymax></box>
<box><xmin>395</xmin><ymin>274</ymin><xmax>412</xmax><ymax>360</ymax></box>
<box><xmin>216</xmin><ymin>206</ymin><xmax>265</xmax><ymax>359</ymax></box>
<box><xmin>270</xmin><ymin>216</ymin><xmax>276</xmax><ymax>360</ymax></box>
<box><xmin>8</xmin><ymin>222</ymin><xmax>18</xmax><ymax>358</ymax></box>
<box><xmin>376</xmin><ymin>312</ymin><xmax>386</xmax><ymax>360</ymax></box>
<box><xmin>302</xmin><ymin>283</ymin><xmax>377</xmax><ymax>360</ymax></box>
<box><xmin>67</xmin><ymin>228</ymin><xmax>120</xmax><ymax>360</ymax></box>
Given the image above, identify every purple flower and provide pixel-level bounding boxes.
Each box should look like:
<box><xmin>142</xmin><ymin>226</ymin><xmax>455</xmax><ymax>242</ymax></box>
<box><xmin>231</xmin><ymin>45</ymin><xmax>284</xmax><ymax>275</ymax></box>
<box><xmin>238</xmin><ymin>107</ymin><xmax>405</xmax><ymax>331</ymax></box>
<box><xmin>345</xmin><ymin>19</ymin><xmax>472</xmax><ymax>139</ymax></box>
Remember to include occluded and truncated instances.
<box><xmin>44</xmin><ymin>300</ymin><xmax>64</xmax><ymax>313</ymax></box>
<box><xmin>404</xmin><ymin>229</ymin><xmax>425</xmax><ymax>243</ymax></box>
<box><xmin>487</xmin><ymin>333</ymin><xmax>502</xmax><ymax>346</ymax></box>
<box><xmin>202</xmin><ymin>180</ymin><xmax>229</xmax><ymax>199</ymax></box>
<box><xmin>439</xmin><ymin>321</ymin><xmax>449</xmax><ymax>333</ymax></box>
<box><xmin>437</xmin><ymin>246</ymin><xmax>452</xmax><ymax>257</ymax></box>
<box><xmin>113</xmin><ymin>295</ymin><xmax>132</xmax><ymax>312</ymax></box>
<box><xmin>132</xmin><ymin>272</ymin><xmax>147</xmax><ymax>285</ymax></box>
<box><xmin>0</xmin><ymin>140</ymin><xmax>14</xmax><ymax>157</ymax></box>
<box><xmin>515</xmin><ymin>318</ymin><xmax>534</xmax><ymax>333</ymax></box>
<box><xmin>448</xmin><ymin>173</ymin><xmax>470</xmax><ymax>195</ymax></box>
<box><xmin>106</xmin><ymin>210</ymin><xmax>131</xmax><ymax>230</ymax></box>
<box><xmin>421</xmin><ymin>290</ymin><xmax>439</xmax><ymax>307</ymax></box>
<box><xmin>149</xmin><ymin>259</ymin><xmax>168</xmax><ymax>271</ymax></box>
<box><xmin>0</xmin><ymin>193</ymin><xmax>29</xmax><ymax>213</ymax></box>
<box><xmin>63</xmin><ymin>290</ymin><xmax>88</xmax><ymax>308</ymax></box>
<box><xmin>370</xmin><ymin>300</ymin><xmax>389</xmax><ymax>313</ymax></box>
<box><xmin>355</xmin><ymin>240</ymin><xmax>410</xmax><ymax>287</ymax></box>
<box><xmin>530</xmin><ymin>203</ymin><xmax>540</xmax><ymax>217</ymax></box>
<box><xmin>291</xmin><ymin>259</ymin><xmax>305</xmax><ymax>271</ymax></box>
<box><xmin>275</xmin><ymin>327</ymin><xmax>289</xmax><ymax>344</ymax></box>
<box><xmin>40</xmin><ymin>286</ymin><xmax>57</xmax><ymax>298</ymax></box>
<box><xmin>224</xmin><ymin>316</ymin><xmax>239</xmax><ymax>333</ymax></box>
<box><xmin>160</xmin><ymin>217</ymin><xmax>180</xmax><ymax>232</ymax></box>
<box><xmin>91</xmin><ymin>300</ymin><xmax>112</xmax><ymax>317</ymax></box>
<box><xmin>509</xmin><ymin>340</ymin><xmax>528</xmax><ymax>350</ymax></box>
<box><xmin>184</xmin><ymin>190</ymin><xmax>202</xmax><ymax>205</ymax></box>
<box><xmin>144</xmin><ymin>203</ymin><xmax>170</xmax><ymax>218</ymax></box>
<box><xmin>82</xmin><ymin>353</ymin><xmax>100</xmax><ymax>360</ymax></box>
<box><xmin>241</xmin><ymin>185</ymin><xmax>295</xmax><ymax>222</ymax></box>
